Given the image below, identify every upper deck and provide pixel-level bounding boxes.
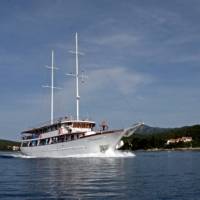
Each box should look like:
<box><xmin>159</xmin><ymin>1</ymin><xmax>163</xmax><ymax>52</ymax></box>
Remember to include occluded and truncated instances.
<box><xmin>21</xmin><ymin>116</ymin><xmax>96</xmax><ymax>135</ymax></box>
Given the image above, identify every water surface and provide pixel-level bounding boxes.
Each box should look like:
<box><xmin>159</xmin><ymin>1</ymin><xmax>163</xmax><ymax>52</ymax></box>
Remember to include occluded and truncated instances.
<box><xmin>0</xmin><ymin>151</ymin><xmax>199</xmax><ymax>199</ymax></box>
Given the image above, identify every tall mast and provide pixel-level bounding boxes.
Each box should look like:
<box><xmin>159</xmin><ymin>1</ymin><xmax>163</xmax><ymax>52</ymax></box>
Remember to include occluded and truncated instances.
<box><xmin>75</xmin><ymin>32</ymin><xmax>80</xmax><ymax>121</ymax></box>
<box><xmin>67</xmin><ymin>33</ymin><xmax>86</xmax><ymax>121</ymax></box>
<box><xmin>51</xmin><ymin>50</ymin><xmax>54</xmax><ymax>124</ymax></box>
<box><xmin>43</xmin><ymin>50</ymin><xmax>60</xmax><ymax>125</ymax></box>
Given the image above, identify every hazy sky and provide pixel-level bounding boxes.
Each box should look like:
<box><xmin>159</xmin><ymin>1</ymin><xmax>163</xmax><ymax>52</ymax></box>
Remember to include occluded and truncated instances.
<box><xmin>1</xmin><ymin>0</ymin><xmax>200</xmax><ymax>140</ymax></box>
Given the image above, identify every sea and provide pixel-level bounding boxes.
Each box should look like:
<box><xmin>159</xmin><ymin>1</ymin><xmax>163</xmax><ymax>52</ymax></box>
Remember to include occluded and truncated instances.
<box><xmin>0</xmin><ymin>150</ymin><xmax>199</xmax><ymax>200</ymax></box>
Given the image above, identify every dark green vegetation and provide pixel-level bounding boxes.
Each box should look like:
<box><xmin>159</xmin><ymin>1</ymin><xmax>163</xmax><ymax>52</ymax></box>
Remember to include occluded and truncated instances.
<box><xmin>0</xmin><ymin>139</ymin><xmax>20</xmax><ymax>151</ymax></box>
<box><xmin>122</xmin><ymin>124</ymin><xmax>200</xmax><ymax>150</ymax></box>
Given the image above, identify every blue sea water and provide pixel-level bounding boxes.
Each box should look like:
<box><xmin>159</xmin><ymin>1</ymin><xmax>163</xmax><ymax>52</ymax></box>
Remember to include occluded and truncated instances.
<box><xmin>0</xmin><ymin>151</ymin><xmax>200</xmax><ymax>200</ymax></box>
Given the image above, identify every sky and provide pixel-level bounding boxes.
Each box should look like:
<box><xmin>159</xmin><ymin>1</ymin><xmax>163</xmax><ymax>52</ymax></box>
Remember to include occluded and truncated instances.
<box><xmin>1</xmin><ymin>0</ymin><xmax>200</xmax><ymax>140</ymax></box>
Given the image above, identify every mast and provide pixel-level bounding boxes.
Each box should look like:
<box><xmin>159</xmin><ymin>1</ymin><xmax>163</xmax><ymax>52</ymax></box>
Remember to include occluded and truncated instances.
<box><xmin>51</xmin><ymin>50</ymin><xmax>54</xmax><ymax>124</ymax></box>
<box><xmin>43</xmin><ymin>50</ymin><xmax>60</xmax><ymax>125</ymax></box>
<box><xmin>75</xmin><ymin>32</ymin><xmax>80</xmax><ymax>121</ymax></box>
<box><xmin>67</xmin><ymin>33</ymin><xmax>87</xmax><ymax>121</ymax></box>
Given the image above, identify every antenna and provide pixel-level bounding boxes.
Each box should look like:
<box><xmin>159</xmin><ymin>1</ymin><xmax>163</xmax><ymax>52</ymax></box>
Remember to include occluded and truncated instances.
<box><xmin>42</xmin><ymin>50</ymin><xmax>61</xmax><ymax>124</ymax></box>
<box><xmin>66</xmin><ymin>33</ymin><xmax>87</xmax><ymax>121</ymax></box>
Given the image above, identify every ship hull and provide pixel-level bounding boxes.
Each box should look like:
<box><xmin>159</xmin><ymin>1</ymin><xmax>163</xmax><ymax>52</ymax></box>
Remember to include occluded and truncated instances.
<box><xmin>20</xmin><ymin>130</ymin><xmax>125</xmax><ymax>157</ymax></box>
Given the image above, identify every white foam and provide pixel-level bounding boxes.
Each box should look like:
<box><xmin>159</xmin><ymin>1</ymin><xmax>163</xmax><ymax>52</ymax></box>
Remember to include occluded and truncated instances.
<box><xmin>1</xmin><ymin>150</ymin><xmax>135</xmax><ymax>159</ymax></box>
<box><xmin>12</xmin><ymin>154</ymin><xmax>36</xmax><ymax>159</ymax></box>
<box><xmin>105</xmin><ymin>149</ymin><xmax>135</xmax><ymax>157</ymax></box>
<box><xmin>60</xmin><ymin>149</ymin><xmax>135</xmax><ymax>158</ymax></box>
<box><xmin>0</xmin><ymin>152</ymin><xmax>35</xmax><ymax>159</ymax></box>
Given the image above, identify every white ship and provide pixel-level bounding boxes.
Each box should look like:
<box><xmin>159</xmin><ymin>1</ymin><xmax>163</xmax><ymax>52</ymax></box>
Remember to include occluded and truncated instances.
<box><xmin>20</xmin><ymin>33</ymin><xmax>142</xmax><ymax>157</ymax></box>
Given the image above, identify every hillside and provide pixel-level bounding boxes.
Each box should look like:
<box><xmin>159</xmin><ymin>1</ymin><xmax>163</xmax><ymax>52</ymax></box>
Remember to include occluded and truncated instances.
<box><xmin>122</xmin><ymin>124</ymin><xmax>200</xmax><ymax>150</ymax></box>
<box><xmin>0</xmin><ymin>139</ymin><xmax>20</xmax><ymax>151</ymax></box>
<box><xmin>134</xmin><ymin>124</ymin><xmax>171</xmax><ymax>135</ymax></box>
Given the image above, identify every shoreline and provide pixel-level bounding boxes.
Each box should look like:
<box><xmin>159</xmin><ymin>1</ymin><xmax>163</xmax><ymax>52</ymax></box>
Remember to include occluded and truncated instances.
<box><xmin>144</xmin><ymin>147</ymin><xmax>200</xmax><ymax>152</ymax></box>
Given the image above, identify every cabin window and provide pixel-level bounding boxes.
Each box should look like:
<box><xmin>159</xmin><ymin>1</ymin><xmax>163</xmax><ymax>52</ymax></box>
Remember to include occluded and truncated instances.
<box><xmin>72</xmin><ymin>123</ymin><xmax>94</xmax><ymax>129</ymax></box>
<box><xmin>58</xmin><ymin>136</ymin><xmax>64</xmax><ymax>143</ymax></box>
<box><xmin>73</xmin><ymin>123</ymin><xmax>77</xmax><ymax>128</ymax></box>
<box><xmin>52</xmin><ymin>137</ymin><xmax>58</xmax><ymax>144</ymax></box>
<box><xmin>22</xmin><ymin>142</ymin><xmax>28</xmax><ymax>147</ymax></box>
<box><xmin>45</xmin><ymin>139</ymin><xmax>49</xmax><ymax>145</ymax></box>
<box><xmin>40</xmin><ymin>139</ymin><xmax>46</xmax><ymax>145</ymax></box>
<box><xmin>71</xmin><ymin>135</ymin><xmax>74</xmax><ymax>140</ymax></box>
<box><xmin>66</xmin><ymin>122</ymin><xmax>72</xmax><ymax>126</ymax></box>
<box><xmin>32</xmin><ymin>141</ymin><xmax>37</xmax><ymax>146</ymax></box>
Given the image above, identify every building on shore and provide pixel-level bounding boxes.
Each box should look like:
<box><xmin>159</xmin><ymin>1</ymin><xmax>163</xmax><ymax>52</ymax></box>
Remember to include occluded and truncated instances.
<box><xmin>12</xmin><ymin>146</ymin><xmax>20</xmax><ymax>151</ymax></box>
<box><xmin>166</xmin><ymin>137</ymin><xmax>192</xmax><ymax>145</ymax></box>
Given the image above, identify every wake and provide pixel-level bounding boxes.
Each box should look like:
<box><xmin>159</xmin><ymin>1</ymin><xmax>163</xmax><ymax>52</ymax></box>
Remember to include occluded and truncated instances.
<box><xmin>0</xmin><ymin>152</ymin><xmax>34</xmax><ymax>159</ymax></box>
<box><xmin>65</xmin><ymin>149</ymin><xmax>135</xmax><ymax>158</ymax></box>
<box><xmin>0</xmin><ymin>149</ymin><xmax>135</xmax><ymax>159</ymax></box>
